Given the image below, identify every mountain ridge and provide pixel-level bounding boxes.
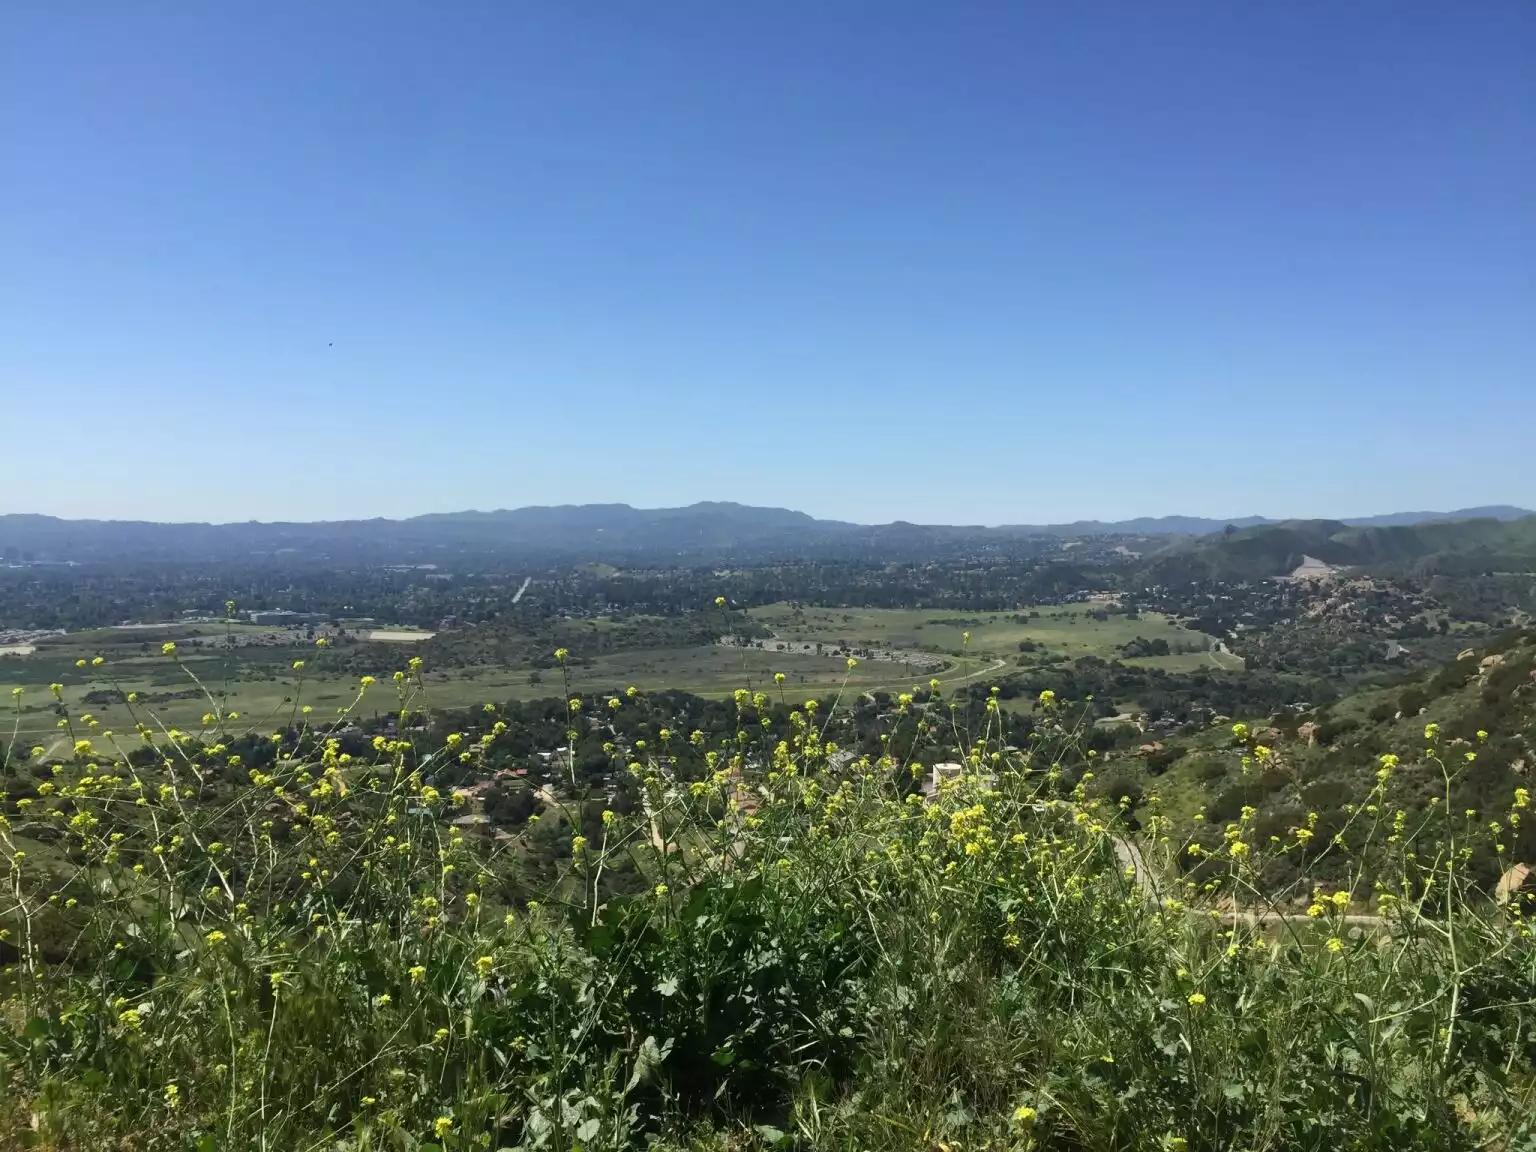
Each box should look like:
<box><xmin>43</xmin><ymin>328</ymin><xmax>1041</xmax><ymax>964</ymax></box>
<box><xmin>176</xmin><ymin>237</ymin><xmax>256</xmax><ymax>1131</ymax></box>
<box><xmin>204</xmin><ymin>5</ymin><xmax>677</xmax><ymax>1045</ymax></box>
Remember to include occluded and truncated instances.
<box><xmin>1</xmin><ymin>503</ymin><xmax>1531</xmax><ymax>563</ymax></box>
<box><xmin>3</xmin><ymin>502</ymin><xmax>1529</xmax><ymax>532</ymax></box>
<box><xmin>1140</xmin><ymin>515</ymin><xmax>1536</xmax><ymax>584</ymax></box>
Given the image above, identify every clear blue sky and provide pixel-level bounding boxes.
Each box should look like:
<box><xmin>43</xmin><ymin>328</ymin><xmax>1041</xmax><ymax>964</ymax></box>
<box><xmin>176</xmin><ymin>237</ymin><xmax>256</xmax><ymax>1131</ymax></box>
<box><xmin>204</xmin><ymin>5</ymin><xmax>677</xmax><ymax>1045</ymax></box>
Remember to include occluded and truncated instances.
<box><xmin>3</xmin><ymin>3</ymin><xmax>1532</xmax><ymax>525</ymax></box>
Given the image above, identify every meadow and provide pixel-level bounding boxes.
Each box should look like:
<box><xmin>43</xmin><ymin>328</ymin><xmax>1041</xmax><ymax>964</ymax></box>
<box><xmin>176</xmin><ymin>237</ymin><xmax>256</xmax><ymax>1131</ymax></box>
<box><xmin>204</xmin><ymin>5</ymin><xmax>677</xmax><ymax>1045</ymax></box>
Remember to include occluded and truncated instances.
<box><xmin>3</xmin><ymin>647</ymin><xmax>1006</xmax><ymax>746</ymax></box>
<box><xmin>1</xmin><ymin>622</ymin><xmax>338</xmax><ymax>744</ymax></box>
<box><xmin>747</xmin><ymin>602</ymin><xmax>1234</xmax><ymax>669</ymax></box>
<box><xmin>2</xmin><ymin>628</ymin><xmax>957</xmax><ymax>746</ymax></box>
<box><xmin>3</xmin><ymin>644</ymin><xmax>1533</xmax><ymax>1150</ymax></box>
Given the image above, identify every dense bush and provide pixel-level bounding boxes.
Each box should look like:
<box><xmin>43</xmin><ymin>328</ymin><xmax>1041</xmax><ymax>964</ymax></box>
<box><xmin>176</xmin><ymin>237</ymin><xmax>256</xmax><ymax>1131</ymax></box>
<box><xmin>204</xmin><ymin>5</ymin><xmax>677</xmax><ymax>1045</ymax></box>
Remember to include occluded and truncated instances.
<box><xmin>3</xmin><ymin>652</ymin><xmax>1535</xmax><ymax>1150</ymax></box>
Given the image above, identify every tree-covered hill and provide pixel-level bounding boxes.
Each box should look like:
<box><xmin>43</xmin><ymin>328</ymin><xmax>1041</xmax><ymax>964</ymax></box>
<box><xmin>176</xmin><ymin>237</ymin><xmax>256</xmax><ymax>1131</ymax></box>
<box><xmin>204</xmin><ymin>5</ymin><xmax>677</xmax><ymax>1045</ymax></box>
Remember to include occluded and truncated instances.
<box><xmin>5</xmin><ymin>503</ymin><xmax>1532</xmax><ymax>565</ymax></box>
<box><xmin>1133</xmin><ymin>625</ymin><xmax>1536</xmax><ymax>895</ymax></box>
<box><xmin>1142</xmin><ymin>516</ymin><xmax>1536</xmax><ymax>584</ymax></box>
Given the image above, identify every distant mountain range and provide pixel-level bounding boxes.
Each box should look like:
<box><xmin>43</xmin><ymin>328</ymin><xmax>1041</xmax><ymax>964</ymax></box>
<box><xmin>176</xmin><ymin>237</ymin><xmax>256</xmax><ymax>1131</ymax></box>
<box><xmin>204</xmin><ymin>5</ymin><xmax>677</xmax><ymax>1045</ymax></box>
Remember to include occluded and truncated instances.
<box><xmin>0</xmin><ymin>503</ymin><xmax>1531</xmax><ymax>564</ymax></box>
<box><xmin>1010</xmin><ymin>506</ymin><xmax>1534</xmax><ymax>536</ymax></box>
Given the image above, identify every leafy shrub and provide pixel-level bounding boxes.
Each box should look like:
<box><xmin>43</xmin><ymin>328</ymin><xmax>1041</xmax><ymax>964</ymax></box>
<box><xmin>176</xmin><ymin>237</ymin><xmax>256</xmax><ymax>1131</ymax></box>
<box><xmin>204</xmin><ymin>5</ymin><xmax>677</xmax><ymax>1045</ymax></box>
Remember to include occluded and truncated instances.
<box><xmin>2</xmin><ymin>652</ymin><xmax>1534</xmax><ymax>1150</ymax></box>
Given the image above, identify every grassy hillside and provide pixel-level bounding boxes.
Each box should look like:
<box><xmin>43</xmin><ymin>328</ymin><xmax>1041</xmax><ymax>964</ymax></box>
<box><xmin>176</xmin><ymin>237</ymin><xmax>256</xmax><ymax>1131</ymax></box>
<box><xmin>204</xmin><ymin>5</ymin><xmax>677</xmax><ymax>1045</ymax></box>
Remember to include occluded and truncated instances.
<box><xmin>1128</xmin><ymin>626</ymin><xmax>1536</xmax><ymax>896</ymax></box>
<box><xmin>2</xmin><ymin>646</ymin><xmax>1535</xmax><ymax>1149</ymax></box>
<box><xmin>746</xmin><ymin>602</ymin><xmax>1218</xmax><ymax>667</ymax></box>
<box><xmin>1144</xmin><ymin>516</ymin><xmax>1536</xmax><ymax>584</ymax></box>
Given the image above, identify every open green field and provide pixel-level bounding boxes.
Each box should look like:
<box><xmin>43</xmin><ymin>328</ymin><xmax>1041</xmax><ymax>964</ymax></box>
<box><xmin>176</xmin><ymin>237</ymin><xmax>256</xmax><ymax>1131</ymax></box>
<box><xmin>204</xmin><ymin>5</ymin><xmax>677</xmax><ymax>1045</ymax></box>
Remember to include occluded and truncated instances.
<box><xmin>1</xmin><ymin>604</ymin><xmax>1235</xmax><ymax>746</ymax></box>
<box><xmin>419</xmin><ymin>645</ymin><xmax>999</xmax><ymax>707</ymax></box>
<box><xmin>3</xmin><ymin>649</ymin><xmax>1002</xmax><ymax>746</ymax></box>
<box><xmin>2</xmin><ymin>620</ymin><xmax>1008</xmax><ymax>746</ymax></box>
<box><xmin>1</xmin><ymin>620</ymin><xmax>406</xmax><ymax>744</ymax></box>
<box><xmin>748</xmin><ymin>602</ymin><xmax>1214</xmax><ymax>661</ymax></box>
<box><xmin>1122</xmin><ymin>648</ymin><xmax>1246</xmax><ymax>673</ymax></box>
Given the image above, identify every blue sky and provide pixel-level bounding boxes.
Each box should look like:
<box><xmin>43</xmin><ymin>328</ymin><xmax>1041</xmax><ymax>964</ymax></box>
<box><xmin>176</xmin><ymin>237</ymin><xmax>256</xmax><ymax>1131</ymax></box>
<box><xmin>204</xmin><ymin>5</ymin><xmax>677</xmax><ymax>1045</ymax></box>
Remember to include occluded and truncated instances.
<box><xmin>2</xmin><ymin>2</ymin><xmax>1532</xmax><ymax>525</ymax></box>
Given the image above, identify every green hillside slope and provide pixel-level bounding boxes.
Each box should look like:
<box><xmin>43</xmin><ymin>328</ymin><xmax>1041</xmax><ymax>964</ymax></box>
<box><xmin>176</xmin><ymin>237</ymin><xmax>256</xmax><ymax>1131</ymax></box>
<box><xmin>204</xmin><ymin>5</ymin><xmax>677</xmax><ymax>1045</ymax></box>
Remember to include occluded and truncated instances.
<box><xmin>1144</xmin><ymin>516</ymin><xmax>1536</xmax><ymax>583</ymax></box>
<box><xmin>1142</xmin><ymin>626</ymin><xmax>1536</xmax><ymax>894</ymax></box>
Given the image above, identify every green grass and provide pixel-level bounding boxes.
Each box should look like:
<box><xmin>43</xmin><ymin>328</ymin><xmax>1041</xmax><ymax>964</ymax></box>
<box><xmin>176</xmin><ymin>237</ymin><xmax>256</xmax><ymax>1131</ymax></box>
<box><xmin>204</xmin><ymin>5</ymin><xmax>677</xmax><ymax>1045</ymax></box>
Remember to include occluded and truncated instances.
<box><xmin>3</xmin><ymin>605</ymin><xmax>1227</xmax><ymax>746</ymax></box>
<box><xmin>749</xmin><ymin>602</ymin><xmax>1210</xmax><ymax>662</ymax></box>
<box><xmin>4</xmin><ymin>616</ymin><xmax>1021</xmax><ymax>745</ymax></box>
<box><xmin>1</xmin><ymin>621</ymin><xmax>363</xmax><ymax>742</ymax></box>
<box><xmin>4</xmin><ymin>668</ymin><xmax>1533</xmax><ymax>1150</ymax></box>
<box><xmin>1123</xmin><ymin>647</ymin><xmax>1246</xmax><ymax>672</ymax></box>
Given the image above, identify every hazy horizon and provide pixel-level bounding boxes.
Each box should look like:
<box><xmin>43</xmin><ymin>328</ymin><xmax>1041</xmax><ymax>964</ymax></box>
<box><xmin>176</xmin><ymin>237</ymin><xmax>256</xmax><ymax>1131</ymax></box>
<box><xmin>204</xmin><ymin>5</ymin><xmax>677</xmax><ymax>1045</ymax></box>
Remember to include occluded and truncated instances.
<box><xmin>3</xmin><ymin>498</ymin><xmax>1531</xmax><ymax>530</ymax></box>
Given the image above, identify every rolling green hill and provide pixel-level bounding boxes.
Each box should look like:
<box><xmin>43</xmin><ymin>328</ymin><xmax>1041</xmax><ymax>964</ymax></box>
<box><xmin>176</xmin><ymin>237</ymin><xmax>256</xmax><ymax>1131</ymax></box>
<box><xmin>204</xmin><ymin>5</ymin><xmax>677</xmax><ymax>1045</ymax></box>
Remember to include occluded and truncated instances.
<box><xmin>1143</xmin><ymin>515</ymin><xmax>1536</xmax><ymax>584</ymax></box>
<box><xmin>1136</xmin><ymin>624</ymin><xmax>1536</xmax><ymax>893</ymax></box>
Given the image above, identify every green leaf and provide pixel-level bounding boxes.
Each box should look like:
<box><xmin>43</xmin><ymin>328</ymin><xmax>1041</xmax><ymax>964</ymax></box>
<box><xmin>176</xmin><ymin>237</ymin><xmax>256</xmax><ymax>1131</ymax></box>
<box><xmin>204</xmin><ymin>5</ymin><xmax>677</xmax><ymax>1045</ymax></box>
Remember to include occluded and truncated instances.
<box><xmin>710</xmin><ymin>1046</ymin><xmax>736</xmax><ymax>1066</ymax></box>
<box><xmin>681</xmin><ymin>883</ymin><xmax>713</xmax><ymax>926</ymax></box>
<box><xmin>625</xmin><ymin>1034</ymin><xmax>673</xmax><ymax>1093</ymax></box>
<box><xmin>754</xmin><ymin>1125</ymin><xmax>787</xmax><ymax>1147</ymax></box>
<box><xmin>736</xmin><ymin>874</ymin><xmax>763</xmax><ymax>904</ymax></box>
<box><xmin>583</xmin><ymin>922</ymin><xmax>615</xmax><ymax>958</ymax></box>
<box><xmin>23</xmin><ymin>1017</ymin><xmax>49</xmax><ymax>1041</ymax></box>
<box><xmin>576</xmin><ymin>1118</ymin><xmax>601</xmax><ymax>1141</ymax></box>
<box><xmin>657</xmin><ymin>976</ymin><xmax>678</xmax><ymax>997</ymax></box>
